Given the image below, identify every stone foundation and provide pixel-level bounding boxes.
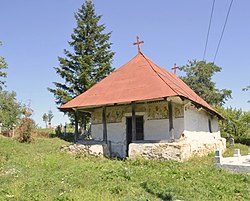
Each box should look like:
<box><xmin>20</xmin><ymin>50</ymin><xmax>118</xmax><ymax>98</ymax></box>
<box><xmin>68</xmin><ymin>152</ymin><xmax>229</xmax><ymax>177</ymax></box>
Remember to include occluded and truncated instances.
<box><xmin>61</xmin><ymin>140</ymin><xmax>109</xmax><ymax>157</ymax></box>
<box><xmin>129</xmin><ymin>137</ymin><xmax>226</xmax><ymax>161</ymax></box>
<box><xmin>61</xmin><ymin>136</ymin><xmax>226</xmax><ymax>161</ymax></box>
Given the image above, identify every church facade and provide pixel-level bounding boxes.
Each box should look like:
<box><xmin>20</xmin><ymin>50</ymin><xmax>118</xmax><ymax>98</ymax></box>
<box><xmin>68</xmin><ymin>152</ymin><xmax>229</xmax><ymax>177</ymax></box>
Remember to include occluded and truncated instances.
<box><xmin>60</xmin><ymin>40</ymin><xmax>226</xmax><ymax>160</ymax></box>
<box><xmin>90</xmin><ymin>99</ymin><xmax>223</xmax><ymax>158</ymax></box>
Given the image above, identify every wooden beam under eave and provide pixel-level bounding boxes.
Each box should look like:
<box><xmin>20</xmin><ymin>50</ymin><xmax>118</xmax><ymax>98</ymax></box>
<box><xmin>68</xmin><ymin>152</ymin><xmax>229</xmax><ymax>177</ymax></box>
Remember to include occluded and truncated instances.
<box><xmin>168</xmin><ymin>100</ymin><xmax>174</xmax><ymax>140</ymax></box>
<box><xmin>74</xmin><ymin>109</ymin><xmax>79</xmax><ymax>143</ymax></box>
<box><xmin>102</xmin><ymin>106</ymin><xmax>107</xmax><ymax>143</ymax></box>
<box><xmin>131</xmin><ymin>102</ymin><xmax>136</xmax><ymax>141</ymax></box>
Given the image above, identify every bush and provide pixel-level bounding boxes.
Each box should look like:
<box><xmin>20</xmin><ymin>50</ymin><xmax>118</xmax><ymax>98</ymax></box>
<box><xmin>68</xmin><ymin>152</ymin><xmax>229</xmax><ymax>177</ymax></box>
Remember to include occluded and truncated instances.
<box><xmin>16</xmin><ymin>117</ymin><xmax>35</xmax><ymax>143</ymax></box>
<box><xmin>235</xmin><ymin>137</ymin><xmax>250</xmax><ymax>146</ymax></box>
<box><xmin>32</xmin><ymin>130</ymin><xmax>50</xmax><ymax>138</ymax></box>
<box><xmin>215</xmin><ymin>106</ymin><xmax>250</xmax><ymax>139</ymax></box>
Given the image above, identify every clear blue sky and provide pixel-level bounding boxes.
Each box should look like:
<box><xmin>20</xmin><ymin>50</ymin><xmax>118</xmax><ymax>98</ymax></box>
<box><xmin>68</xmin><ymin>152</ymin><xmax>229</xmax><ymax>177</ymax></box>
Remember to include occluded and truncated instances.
<box><xmin>0</xmin><ymin>0</ymin><xmax>249</xmax><ymax>127</ymax></box>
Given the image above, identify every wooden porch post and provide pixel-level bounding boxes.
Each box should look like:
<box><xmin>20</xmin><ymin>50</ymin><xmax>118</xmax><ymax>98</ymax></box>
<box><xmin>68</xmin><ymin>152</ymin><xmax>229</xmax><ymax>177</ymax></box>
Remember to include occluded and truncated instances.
<box><xmin>102</xmin><ymin>106</ymin><xmax>107</xmax><ymax>143</ymax></box>
<box><xmin>74</xmin><ymin>109</ymin><xmax>79</xmax><ymax>143</ymax></box>
<box><xmin>132</xmin><ymin>102</ymin><xmax>136</xmax><ymax>141</ymax></box>
<box><xmin>168</xmin><ymin>100</ymin><xmax>174</xmax><ymax>140</ymax></box>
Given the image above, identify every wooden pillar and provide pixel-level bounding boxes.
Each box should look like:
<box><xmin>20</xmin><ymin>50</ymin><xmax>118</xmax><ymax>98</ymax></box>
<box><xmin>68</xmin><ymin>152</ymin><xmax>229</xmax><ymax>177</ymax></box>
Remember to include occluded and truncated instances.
<box><xmin>74</xmin><ymin>109</ymin><xmax>79</xmax><ymax>143</ymax></box>
<box><xmin>132</xmin><ymin>102</ymin><xmax>136</xmax><ymax>141</ymax></box>
<box><xmin>81</xmin><ymin>113</ymin><xmax>87</xmax><ymax>135</ymax></box>
<box><xmin>168</xmin><ymin>100</ymin><xmax>174</xmax><ymax>140</ymax></box>
<box><xmin>102</xmin><ymin>106</ymin><xmax>107</xmax><ymax>143</ymax></box>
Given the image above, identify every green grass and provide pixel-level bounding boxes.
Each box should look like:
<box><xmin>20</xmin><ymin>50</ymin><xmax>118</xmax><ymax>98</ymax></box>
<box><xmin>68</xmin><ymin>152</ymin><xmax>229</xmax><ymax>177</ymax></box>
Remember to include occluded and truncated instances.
<box><xmin>0</xmin><ymin>137</ymin><xmax>250</xmax><ymax>201</ymax></box>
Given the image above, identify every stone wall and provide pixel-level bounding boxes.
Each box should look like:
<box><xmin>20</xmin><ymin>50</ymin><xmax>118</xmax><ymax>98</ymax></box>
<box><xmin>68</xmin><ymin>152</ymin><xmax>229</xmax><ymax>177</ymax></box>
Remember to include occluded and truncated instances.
<box><xmin>61</xmin><ymin>141</ymin><xmax>109</xmax><ymax>157</ymax></box>
<box><xmin>129</xmin><ymin>137</ymin><xmax>226</xmax><ymax>161</ymax></box>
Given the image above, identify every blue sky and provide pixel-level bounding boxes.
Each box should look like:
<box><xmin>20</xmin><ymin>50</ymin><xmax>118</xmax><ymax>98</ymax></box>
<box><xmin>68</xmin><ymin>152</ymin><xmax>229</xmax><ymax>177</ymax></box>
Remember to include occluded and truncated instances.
<box><xmin>0</xmin><ymin>0</ymin><xmax>249</xmax><ymax>127</ymax></box>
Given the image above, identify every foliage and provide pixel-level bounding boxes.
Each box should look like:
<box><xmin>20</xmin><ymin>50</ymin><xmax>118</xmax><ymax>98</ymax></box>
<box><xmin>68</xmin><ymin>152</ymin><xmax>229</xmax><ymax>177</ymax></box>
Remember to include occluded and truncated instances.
<box><xmin>0</xmin><ymin>41</ymin><xmax>7</xmax><ymax>90</ymax></box>
<box><xmin>243</xmin><ymin>85</ymin><xmax>250</xmax><ymax>103</ymax></box>
<box><xmin>33</xmin><ymin>128</ymin><xmax>56</xmax><ymax>138</ymax></box>
<box><xmin>48</xmin><ymin>0</ymin><xmax>115</xmax><ymax>107</ymax></box>
<box><xmin>0</xmin><ymin>90</ymin><xmax>22</xmax><ymax>129</ymax></box>
<box><xmin>16</xmin><ymin>104</ymin><xmax>35</xmax><ymax>143</ymax></box>
<box><xmin>179</xmin><ymin>60</ymin><xmax>232</xmax><ymax>106</ymax></box>
<box><xmin>47</xmin><ymin>110</ymin><xmax>54</xmax><ymax>127</ymax></box>
<box><xmin>0</xmin><ymin>42</ymin><xmax>24</xmax><ymax>132</ymax></box>
<box><xmin>42</xmin><ymin>113</ymin><xmax>48</xmax><ymax>128</ymax></box>
<box><xmin>0</xmin><ymin>137</ymin><xmax>250</xmax><ymax>201</ymax></box>
<box><xmin>215</xmin><ymin>106</ymin><xmax>250</xmax><ymax>138</ymax></box>
<box><xmin>16</xmin><ymin>117</ymin><xmax>35</xmax><ymax>143</ymax></box>
<box><xmin>223</xmin><ymin>143</ymin><xmax>250</xmax><ymax>157</ymax></box>
<box><xmin>42</xmin><ymin>110</ymin><xmax>54</xmax><ymax>128</ymax></box>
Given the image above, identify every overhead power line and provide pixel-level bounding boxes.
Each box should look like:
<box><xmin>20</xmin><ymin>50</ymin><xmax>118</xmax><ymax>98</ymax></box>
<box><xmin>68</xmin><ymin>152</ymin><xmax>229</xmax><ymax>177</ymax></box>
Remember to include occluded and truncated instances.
<box><xmin>213</xmin><ymin>0</ymin><xmax>234</xmax><ymax>63</ymax></box>
<box><xmin>203</xmin><ymin>0</ymin><xmax>216</xmax><ymax>61</ymax></box>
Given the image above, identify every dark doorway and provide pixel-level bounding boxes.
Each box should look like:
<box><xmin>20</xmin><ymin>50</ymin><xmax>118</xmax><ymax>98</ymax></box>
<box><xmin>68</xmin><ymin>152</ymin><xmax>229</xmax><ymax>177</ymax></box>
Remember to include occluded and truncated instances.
<box><xmin>126</xmin><ymin>116</ymin><xmax>144</xmax><ymax>156</ymax></box>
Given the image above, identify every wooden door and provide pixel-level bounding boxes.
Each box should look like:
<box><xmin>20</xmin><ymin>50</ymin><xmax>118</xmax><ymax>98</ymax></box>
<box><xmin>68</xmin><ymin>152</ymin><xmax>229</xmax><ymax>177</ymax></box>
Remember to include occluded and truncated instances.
<box><xmin>126</xmin><ymin>116</ymin><xmax>144</xmax><ymax>156</ymax></box>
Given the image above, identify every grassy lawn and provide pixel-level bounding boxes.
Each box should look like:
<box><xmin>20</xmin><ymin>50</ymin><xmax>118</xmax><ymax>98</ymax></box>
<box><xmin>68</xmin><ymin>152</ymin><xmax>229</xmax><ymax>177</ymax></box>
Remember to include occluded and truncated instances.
<box><xmin>0</xmin><ymin>136</ymin><xmax>250</xmax><ymax>201</ymax></box>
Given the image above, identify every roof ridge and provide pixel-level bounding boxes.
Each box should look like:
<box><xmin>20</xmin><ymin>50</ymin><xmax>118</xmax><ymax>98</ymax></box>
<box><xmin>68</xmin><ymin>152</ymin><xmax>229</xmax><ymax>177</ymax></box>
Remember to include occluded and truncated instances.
<box><xmin>145</xmin><ymin>57</ymin><xmax>202</xmax><ymax>103</ymax></box>
<box><xmin>141</xmin><ymin>54</ymin><xmax>212</xmax><ymax>110</ymax></box>
<box><xmin>140</xmin><ymin>52</ymin><xmax>180</xmax><ymax>96</ymax></box>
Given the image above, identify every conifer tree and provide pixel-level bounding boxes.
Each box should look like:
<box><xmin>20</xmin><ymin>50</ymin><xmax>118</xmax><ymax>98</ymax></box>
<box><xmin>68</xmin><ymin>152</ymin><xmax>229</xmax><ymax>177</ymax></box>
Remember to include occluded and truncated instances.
<box><xmin>48</xmin><ymin>0</ymin><xmax>115</xmax><ymax>107</ymax></box>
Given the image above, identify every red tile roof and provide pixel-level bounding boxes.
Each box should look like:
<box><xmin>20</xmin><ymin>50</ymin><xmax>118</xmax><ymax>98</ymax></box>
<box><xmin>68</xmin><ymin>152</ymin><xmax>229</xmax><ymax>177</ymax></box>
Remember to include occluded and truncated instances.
<box><xmin>59</xmin><ymin>52</ymin><xmax>221</xmax><ymax>118</ymax></box>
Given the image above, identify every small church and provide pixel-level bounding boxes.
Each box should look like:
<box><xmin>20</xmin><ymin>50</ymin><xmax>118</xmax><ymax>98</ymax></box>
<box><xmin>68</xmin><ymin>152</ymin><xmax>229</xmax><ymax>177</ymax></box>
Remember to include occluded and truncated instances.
<box><xmin>60</xmin><ymin>37</ymin><xmax>226</xmax><ymax>160</ymax></box>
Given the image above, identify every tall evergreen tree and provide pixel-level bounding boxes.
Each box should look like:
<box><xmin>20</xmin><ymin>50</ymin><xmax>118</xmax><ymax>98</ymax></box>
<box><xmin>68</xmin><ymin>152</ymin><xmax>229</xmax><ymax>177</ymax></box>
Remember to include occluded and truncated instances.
<box><xmin>0</xmin><ymin>41</ymin><xmax>7</xmax><ymax>90</ymax></box>
<box><xmin>179</xmin><ymin>60</ymin><xmax>232</xmax><ymax>106</ymax></box>
<box><xmin>48</xmin><ymin>0</ymin><xmax>115</xmax><ymax>107</ymax></box>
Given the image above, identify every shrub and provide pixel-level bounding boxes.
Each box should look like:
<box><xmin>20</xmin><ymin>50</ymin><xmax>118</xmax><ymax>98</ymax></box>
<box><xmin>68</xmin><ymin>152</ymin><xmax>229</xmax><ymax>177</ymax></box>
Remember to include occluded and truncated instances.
<box><xmin>16</xmin><ymin>117</ymin><xmax>35</xmax><ymax>143</ymax></box>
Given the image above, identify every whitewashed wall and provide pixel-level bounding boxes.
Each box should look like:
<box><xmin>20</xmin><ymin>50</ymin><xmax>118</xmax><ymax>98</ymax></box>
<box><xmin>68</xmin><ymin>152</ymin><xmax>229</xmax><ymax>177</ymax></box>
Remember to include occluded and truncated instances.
<box><xmin>91</xmin><ymin>124</ymin><xmax>102</xmax><ymax>140</ymax></box>
<box><xmin>144</xmin><ymin>119</ymin><xmax>169</xmax><ymax>140</ymax></box>
<box><xmin>90</xmin><ymin>101</ymin><xmax>186</xmax><ymax>157</ymax></box>
<box><xmin>173</xmin><ymin>117</ymin><xmax>184</xmax><ymax>139</ymax></box>
<box><xmin>107</xmin><ymin>122</ymin><xmax>127</xmax><ymax>158</ymax></box>
<box><xmin>184</xmin><ymin>104</ymin><xmax>219</xmax><ymax>133</ymax></box>
<box><xmin>183</xmin><ymin>104</ymin><xmax>222</xmax><ymax>147</ymax></box>
<box><xmin>90</xmin><ymin>101</ymin><xmax>223</xmax><ymax>158</ymax></box>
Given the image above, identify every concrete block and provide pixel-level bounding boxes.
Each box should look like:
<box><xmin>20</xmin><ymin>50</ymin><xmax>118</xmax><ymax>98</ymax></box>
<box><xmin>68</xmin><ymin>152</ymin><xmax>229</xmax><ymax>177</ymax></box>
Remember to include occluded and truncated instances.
<box><xmin>214</xmin><ymin>150</ymin><xmax>222</xmax><ymax>164</ymax></box>
<box><xmin>233</xmin><ymin>149</ymin><xmax>241</xmax><ymax>157</ymax></box>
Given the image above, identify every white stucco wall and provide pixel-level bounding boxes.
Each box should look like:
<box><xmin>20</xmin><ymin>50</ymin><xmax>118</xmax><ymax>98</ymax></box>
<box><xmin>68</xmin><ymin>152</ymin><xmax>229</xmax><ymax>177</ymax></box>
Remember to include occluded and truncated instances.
<box><xmin>184</xmin><ymin>104</ymin><xmax>219</xmax><ymax>133</ymax></box>
<box><xmin>91</xmin><ymin>124</ymin><xmax>103</xmax><ymax>141</ymax></box>
<box><xmin>107</xmin><ymin>122</ymin><xmax>127</xmax><ymax>158</ymax></box>
<box><xmin>90</xmin><ymin>101</ymin><xmax>222</xmax><ymax>158</ymax></box>
<box><xmin>173</xmin><ymin>117</ymin><xmax>184</xmax><ymax>139</ymax></box>
<box><xmin>144</xmin><ymin>119</ymin><xmax>169</xmax><ymax>140</ymax></box>
<box><xmin>91</xmin><ymin>102</ymin><xmax>185</xmax><ymax>157</ymax></box>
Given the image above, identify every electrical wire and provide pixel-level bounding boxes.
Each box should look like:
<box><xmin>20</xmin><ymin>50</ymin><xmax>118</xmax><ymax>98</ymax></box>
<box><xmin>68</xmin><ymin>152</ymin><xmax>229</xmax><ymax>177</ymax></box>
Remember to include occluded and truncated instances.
<box><xmin>213</xmin><ymin>0</ymin><xmax>234</xmax><ymax>63</ymax></box>
<box><xmin>203</xmin><ymin>0</ymin><xmax>216</xmax><ymax>61</ymax></box>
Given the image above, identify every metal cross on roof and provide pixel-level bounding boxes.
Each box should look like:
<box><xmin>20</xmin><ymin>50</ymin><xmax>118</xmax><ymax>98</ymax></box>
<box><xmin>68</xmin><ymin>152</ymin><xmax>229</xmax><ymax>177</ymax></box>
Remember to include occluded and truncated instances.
<box><xmin>172</xmin><ymin>63</ymin><xmax>179</xmax><ymax>75</ymax></box>
<box><xmin>133</xmin><ymin>36</ymin><xmax>144</xmax><ymax>53</ymax></box>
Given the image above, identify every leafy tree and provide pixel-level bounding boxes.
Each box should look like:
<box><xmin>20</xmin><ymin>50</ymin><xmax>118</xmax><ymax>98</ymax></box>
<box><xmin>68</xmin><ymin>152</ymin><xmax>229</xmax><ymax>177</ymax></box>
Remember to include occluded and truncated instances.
<box><xmin>0</xmin><ymin>91</ymin><xmax>22</xmax><ymax>129</ymax></box>
<box><xmin>0</xmin><ymin>41</ymin><xmax>7</xmax><ymax>90</ymax></box>
<box><xmin>215</xmin><ymin>106</ymin><xmax>250</xmax><ymax>138</ymax></box>
<box><xmin>48</xmin><ymin>0</ymin><xmax>115</xmax><ymax>108</ymax></box>
<box><xmin>179</xmin><ymin>60</ymin><xmax>232</xmax><ymax>106</ymax></box>
<box><xmin>42</xmin><ymin>113</ymin><xmax>48</xmax><ymax>128</ymax></box>
<box><xmin>47</xmin><ymin>110</ymin><xmax>54</xmax><ymax>128</ymax></box>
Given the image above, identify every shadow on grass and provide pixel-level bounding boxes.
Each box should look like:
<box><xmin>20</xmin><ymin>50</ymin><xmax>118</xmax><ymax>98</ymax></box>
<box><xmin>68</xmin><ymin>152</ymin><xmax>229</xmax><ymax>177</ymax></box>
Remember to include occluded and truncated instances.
<box><xmin>235</xmin><ymin>137</ymin><xmax>250</xmax><ymax>146</ymax></box>
<box><xmin>50</xmin><ymin>132</ymin><xmax>75</xmax><ymax>143</ymax></box>
<box><xmin>140</xmin><ymin>182</ymin><xmax>173</xmax><ymax>201</ymax></box>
